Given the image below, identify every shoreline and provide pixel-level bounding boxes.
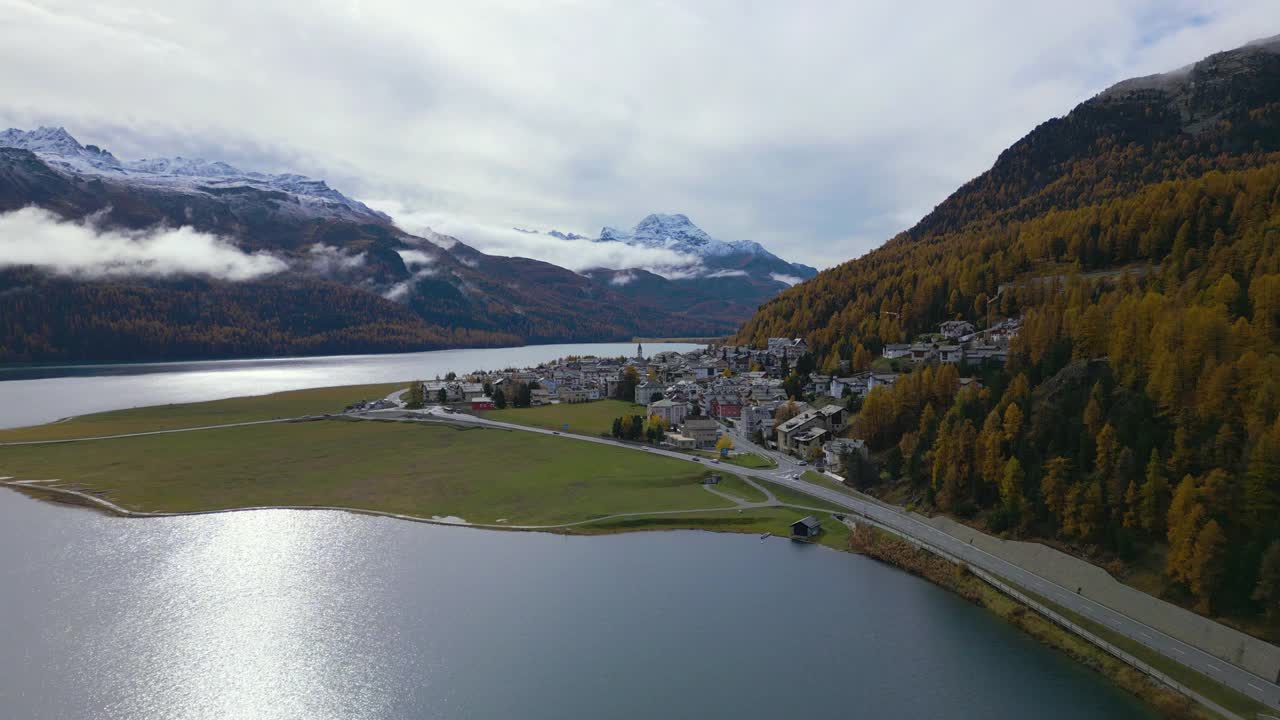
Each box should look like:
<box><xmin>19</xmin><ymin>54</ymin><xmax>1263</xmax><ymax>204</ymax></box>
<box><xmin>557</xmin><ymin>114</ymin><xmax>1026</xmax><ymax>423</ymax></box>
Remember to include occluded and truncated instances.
<box><xmin>1</xmin><ymin>478</ymin><xmax>1212</xmax><ymax>718</ymax></box>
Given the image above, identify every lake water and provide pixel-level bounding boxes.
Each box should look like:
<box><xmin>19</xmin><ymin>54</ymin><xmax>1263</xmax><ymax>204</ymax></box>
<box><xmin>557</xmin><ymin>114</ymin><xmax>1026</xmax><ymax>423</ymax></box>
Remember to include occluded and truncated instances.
<box><xmin>0</xmin><ymin>342</ymin><xmax>699</xmax><ymax>429</ymax></box>
<box><xmin>0</xmin><ymin>491</ymin><xmax>1154</xmax><ymax>719</ymax></box>
<box><xmin>0</xmin><ymin>348</ymin><xmax>1155</xmax><ymax>718</ymax></box>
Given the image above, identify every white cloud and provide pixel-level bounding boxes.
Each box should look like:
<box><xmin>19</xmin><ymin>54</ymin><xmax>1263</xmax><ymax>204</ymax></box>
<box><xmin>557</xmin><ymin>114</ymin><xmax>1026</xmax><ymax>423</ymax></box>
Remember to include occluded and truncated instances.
<box><xmin>395</xmin><ymin>248</ymin><xmax>434</xmax><ymax>268</ymax></box>
<box><xmin>1</xmin><ymin>2</ymin><xmax>1274</xmax><ymax>269</ymax></box>
<box><xmin>0</xmin><ymin>206</ymin><xmax>286</xmax><ymax>280</ymax></box>
<box><xmin>304</xmin><ymin>243</ymin><xmax>366</xmax><ymax>275</ymax></box>
<box><xmin>706</xmin><ymin>269</ymin><xmax>748</xmax><ymax>279</ymax></box>
<box><xmin>608</xmin><ymin>271</ymin><xmax>636</xmax><ymax>286</ymax></box>
<box><xmin>372</xmin><ymin>200</ymin><xmax>701</xmax><ymax>274</ymax></box>
<box><xmin>769</xmin><ymin>273</ymin><xmax>803</xmax><ymax>286</ymax></box>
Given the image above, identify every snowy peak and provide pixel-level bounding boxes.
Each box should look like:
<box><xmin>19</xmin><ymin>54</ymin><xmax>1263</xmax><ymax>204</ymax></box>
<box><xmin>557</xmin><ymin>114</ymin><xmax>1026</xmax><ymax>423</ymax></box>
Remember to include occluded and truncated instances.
<box><xmin>597</xmin><ymin>213</ymin><xmax>767</xmax><ymax>258</ymax></box>
<box><xmin>0</xmin><ymin>127</ymin><xmax>387</xmax><ymax>222</ymax></box>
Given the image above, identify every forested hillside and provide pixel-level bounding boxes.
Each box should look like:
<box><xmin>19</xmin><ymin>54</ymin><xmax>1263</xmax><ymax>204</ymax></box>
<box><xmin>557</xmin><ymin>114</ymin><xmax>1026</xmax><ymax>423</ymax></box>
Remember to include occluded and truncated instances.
<box><xmin>734</xmin><ymin>37</ymin><xmax>1280</xmax><ymax>633</ymax></box>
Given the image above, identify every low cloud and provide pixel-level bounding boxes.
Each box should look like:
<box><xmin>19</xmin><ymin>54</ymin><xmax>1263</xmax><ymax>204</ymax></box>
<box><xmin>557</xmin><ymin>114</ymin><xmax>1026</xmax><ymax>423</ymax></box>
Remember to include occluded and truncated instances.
<box><xmin>707</xmin><ymin>269</ymin><xmax>748</xmax><ymax>278</ymax></box>
<box><xmin>371</xmin><ymin>200</ymin><xmax>700</xmax><ymax>276</ymax></box>
<box><xmin>0</xmin><ymin>207</ymin><xmax>286</xmax><ymax>280</ymax></box>
<box><xmin>608</xmin><ymin>271</ymin><xmax>636</xmax><ymax>286</ymax></box>
<box><xmin>304</xmin><ymin>243</ymin><xmax>366</xmax><ymax>275</ymax></box>
<box><xmin>395</xmin><ymin>249</ymin><xmax>434</xmax><ymax>268</ymax></box>
<box><xmin>770</xmin><ymin>272</ymin><xmax>803</xmax><ymax>286</ymax></box>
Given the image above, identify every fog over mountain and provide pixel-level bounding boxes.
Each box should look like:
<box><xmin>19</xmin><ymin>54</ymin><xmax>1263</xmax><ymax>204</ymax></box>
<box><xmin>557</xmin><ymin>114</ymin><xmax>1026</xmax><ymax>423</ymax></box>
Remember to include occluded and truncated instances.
<box><xmin>3</xmin><ymin>2</ymin><xmax>1275</xmax><ymax>269</ymax></box>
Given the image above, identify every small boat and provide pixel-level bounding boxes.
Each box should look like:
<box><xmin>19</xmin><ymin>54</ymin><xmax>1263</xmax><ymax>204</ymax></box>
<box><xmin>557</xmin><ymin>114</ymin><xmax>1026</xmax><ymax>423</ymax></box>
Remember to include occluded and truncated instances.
<box><xmin>760</xmin><ymin>532</ymin><xmax>772</xmax><ymax>540</ymax></box>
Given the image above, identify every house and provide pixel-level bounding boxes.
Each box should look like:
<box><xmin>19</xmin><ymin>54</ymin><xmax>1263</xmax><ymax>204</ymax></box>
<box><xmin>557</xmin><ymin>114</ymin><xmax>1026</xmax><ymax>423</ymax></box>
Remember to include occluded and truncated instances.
<box><xmin>648</xmin><ymin>398</ymin><xmax>689</xmax><ymax>427</ymax></box>
<box><xmin>471</xmin><ymin>397</ymin><xmax>495</xmax><ymax>411</ymax></box>
<box><xmin>530</xmin><ymin>387</ymin><xmax>551</xmax><ymax>406</ymax></box>
<box><xmin>940</xmin><ymin>320</ymin><xmax>977</xmax><ymax>339</ymax></box>
<box><xmin>635</xmin><ymin>381</ymin><xmax>662</xmax><ymax>405</ymax></box>
<box><xmin>460</xmin><ymin>383</ymin><xmax>486</xmax><ymax>401</ymax></box>
<box><xmin>708</xmin><ymin>396</ymin><xmax>743</xmax><ymax>420</ymax></box>
<box><xmin>823</xmin><ymin>438</ymin><xmax>866</xmax><ymax>470</ymax></box>
<box><xmin>558</xmin><ymin>386</ymin><xmax>591</xmax><ymax>404</ymax></box>
<box><xmin>937</xmin><ymin>344</ymin><xmax>964</xmax><ymax>364</ymax></box>
<box><xmin>868</xmin><ymin>373</ymin><xmax>899</xmax><ymax>391</ymax></box>
<box><xmin>664</xmin><ymin>432</ymin><xmax>697</xmax><ymax>449</ymax></box>
<box><xmin>882</xmin><ymin>343</ymin><xmax>911</xmax><ymax>359</ymax></box>
<box><xmin>682</xmin><ymin>416</ymin><xmax>720</xmax><ymax>448</ymax></box>
<box><xmin>791</xmin><ymin>515</ymin><xmax>822</xmax><ymax>539</ymax></box>
<box><xmin>775</xmin><ymin>404</ymin><xmax>847</xmax><ymax>455</ymax></box>
<box><xmin>740</xmin><ymin>403</ymin><xmax>778</xmax><ymax>437</ymax></box>
<box><xmin>793</xmin><ymin>426</ymin><xmax>830</xmax><ymax>457</ymax></box>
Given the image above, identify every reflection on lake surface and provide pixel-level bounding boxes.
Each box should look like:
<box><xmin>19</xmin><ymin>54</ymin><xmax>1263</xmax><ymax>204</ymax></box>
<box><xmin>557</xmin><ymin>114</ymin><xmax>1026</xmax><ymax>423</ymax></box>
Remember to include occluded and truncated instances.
<box><xmin>0</xmin><ymin>491</ymin><xmax>1154</xmax><ymax>719</ymax></box>
<box><xmin>0</xmin><ymin>343</ymin><xmax>699</xmax><ymax>428</ymax></box>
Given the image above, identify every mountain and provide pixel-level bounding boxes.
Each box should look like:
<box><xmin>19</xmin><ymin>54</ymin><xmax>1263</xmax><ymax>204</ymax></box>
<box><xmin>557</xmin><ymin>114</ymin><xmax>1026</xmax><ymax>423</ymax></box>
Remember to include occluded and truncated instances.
<box><xmin>734</xmin><ymin>36</ymin><xmax>1280</xmax><ymax>630</ymax></box>
<box><xmin>0</xmin><ymin>128</ymin><xmax>732</xmax><ymax>362</ymax></box>
<box><xmin>521</xmin><ymin>213</ymin><xmax>817</xmax><ymax>326</ymax></box>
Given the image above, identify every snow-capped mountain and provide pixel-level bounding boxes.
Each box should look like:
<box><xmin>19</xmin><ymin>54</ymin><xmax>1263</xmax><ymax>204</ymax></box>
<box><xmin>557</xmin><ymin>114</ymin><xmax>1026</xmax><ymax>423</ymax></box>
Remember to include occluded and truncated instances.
<box><xmin>598</xmin><ymin>213</ymin><xmax>771</xmax><ymax>258</ymax></box>
<box><xmin>0</xmin><ymin>127</ymin><xmax>387</xmax><ymax>222</ymax></box>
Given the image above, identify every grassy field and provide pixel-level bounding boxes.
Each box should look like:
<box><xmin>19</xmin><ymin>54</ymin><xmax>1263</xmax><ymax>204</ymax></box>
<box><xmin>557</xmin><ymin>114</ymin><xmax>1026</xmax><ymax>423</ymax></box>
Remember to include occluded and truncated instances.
<box><xmin>483</xmin><ymin>399</ymin><xmax>646</xmax><ymax>436</ymax></box>
<box><xmin>575</xmin><ymin>506</ymin><xmax>852</xmax><ymax>551</ymax></box>
<box><xmin>712</xmin><ymin>475</ymin><xmax>769</xmax><ymax>504</ymax></box>
<box><xmin>689</xmin><ymin>450</ymin><xmax>776</xmax><ymax>469</ymax></box>
<box><xmin>0</xmin><ymin>419</ymin><xmax>745</xmax><ymax>525</ymax></box>
<box><xmin>0</xmin><ymin>383</ymin><xmax>406</xmax><ymax>443</ymax></box>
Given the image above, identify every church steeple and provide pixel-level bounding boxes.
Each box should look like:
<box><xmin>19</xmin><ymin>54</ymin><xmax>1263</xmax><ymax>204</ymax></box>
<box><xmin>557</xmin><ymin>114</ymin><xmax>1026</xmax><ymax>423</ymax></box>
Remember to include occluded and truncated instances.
<box><xmin>636</xmin><ymin>342</ymin><xmax>644</xmax><ymax>360</ymax></box>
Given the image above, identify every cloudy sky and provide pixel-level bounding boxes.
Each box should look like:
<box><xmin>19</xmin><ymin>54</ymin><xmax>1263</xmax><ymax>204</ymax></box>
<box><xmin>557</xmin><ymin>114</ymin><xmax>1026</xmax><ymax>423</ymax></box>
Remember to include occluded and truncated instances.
<box><xmin>2</xmin><ymin>1</ymin><xmax>1276</xmax><ymax>269</ymax></box>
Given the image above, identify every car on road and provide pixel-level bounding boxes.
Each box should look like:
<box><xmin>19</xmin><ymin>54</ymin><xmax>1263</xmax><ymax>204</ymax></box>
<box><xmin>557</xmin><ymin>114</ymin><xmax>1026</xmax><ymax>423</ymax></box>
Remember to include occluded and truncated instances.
<box><xmin>798</xmin><ymin>460</ymin><xmax>808</xmax><ymax>466</ymax></box>
<box><xmin>690</xmin><ymin>457</ymin><xmax>700</xmax><ymax>462</ymax></box>
<box><xmin>790</xmin><ymin>473</ymin><xmax>800</xmax><ymax>479</ymax></box>
<box><xmin>710</xmin><ymin>459</ymin><xmax>719</xmax><ymax>464</ymax></box>
<box><xmin>552</xmin><ymin>431</ymin><xmax>561</xmax><ymax>435</ymax></box>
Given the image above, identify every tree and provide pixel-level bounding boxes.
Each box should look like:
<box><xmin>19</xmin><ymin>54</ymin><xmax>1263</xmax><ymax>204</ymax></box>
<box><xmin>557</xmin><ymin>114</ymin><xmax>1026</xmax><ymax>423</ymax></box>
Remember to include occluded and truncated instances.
<box><xmin>1040</xmin><ymin>457</ymin><xmax>1073</xmax><ymax>531</ymax></box>
<box><xmin>851</xmin><ymin>343</ymin><xmax>873</xmax><ymax>372</ymax></box>
<box><xmin>1122</xmin><ymin>479</ymin><xmax>1141</xmax><ymax>530</ymax></box>
<box><xmin>999</xmin><ymin>457</ymin><xmax>1026</xmax><ymax>517</ymax></box>
<box><xmin>492</xmin><ymin>388</ymin><xmax>507</xmax><ymax>409</ymax></box>
<box><xmin>1166</xmin><ymin>475</ymin><xmax>1205</xmax><ymax>584</ymax></box>
<box><xmin>715</xmin><ymin>435</ymin><xmax>735</xmax><ymax>453</ymax></box>
<box><xmin>615</xmin><ymin>365</ymin><xmax>640</xmax><ymax>402</ymax></box>
<box><xmin>1002</xmin><ymin>403</ymin><xmax>1024</xmax><ymax>444</ymax></box>
<box><xmin>405</xmin><ymin>381</ymin><xmax>426</xmax><ymax>409</ymax></box>
<box><xmin>772</xmin><ymin>400</ymin><xmax>802</xmax><ymax>433</ymax></box>
<box><xmin>1254</xmin><ymin>542</ymin><xmax>1280</xmax><ymax>626</ymax></box>
<box><xmin>1189</xmin><ymin>520</ymin><xmax>1228</xmax><ymax>613</ymax></box>
<box><xmin>436</xmin><ymin>387</ymin><xmax>448</xmax><ymax>404</ymax></box>
<box><xmin>1139</xmin><ymin>451</ymin><xmax>1170</xmax><ymax>536</ymax></box>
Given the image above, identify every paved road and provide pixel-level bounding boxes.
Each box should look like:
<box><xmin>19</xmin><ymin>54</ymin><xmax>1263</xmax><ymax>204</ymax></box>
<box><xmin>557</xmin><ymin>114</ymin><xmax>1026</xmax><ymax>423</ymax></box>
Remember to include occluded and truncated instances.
<box><xmin>367</xmin><ymin>405</ymin><xmax>1280</xmax><ymax>712</ymax></box>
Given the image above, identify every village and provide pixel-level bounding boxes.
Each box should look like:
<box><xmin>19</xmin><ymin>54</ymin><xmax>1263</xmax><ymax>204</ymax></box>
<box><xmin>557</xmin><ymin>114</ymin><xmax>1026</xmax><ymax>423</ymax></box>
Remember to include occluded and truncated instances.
<box><xmin>388</xmin><ymin>317</ymin><xmax>1022</xmax><ymax>478</ymax></box>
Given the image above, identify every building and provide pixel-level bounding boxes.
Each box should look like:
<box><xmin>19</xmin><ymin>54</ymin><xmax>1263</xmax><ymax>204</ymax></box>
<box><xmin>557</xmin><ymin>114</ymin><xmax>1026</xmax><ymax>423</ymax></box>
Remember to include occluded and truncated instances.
<box><xmin>708</xmin><ymin>396</ymin><xmax>743</xmax><ymax>420</ymax></box>
<box><xmin>775</xmin><ymin>404</ymin><xmax>848</xmax><ymax>455</ymax></box>
<box><xmin>791</xmin><ymin>515</ymin><xmax>822</xmax><ymax>538</ymax></box>
<box><xmin>868</xmin><ymin>373</ymin><xmax>899</xmax><ymax>391</ymax></box>
<box><xmin>823</xmin><ymin>438</ymin><xmax>866</xmax><ymax>470</ymax></box>
<box><xmin>682</xmin><ymin>416</ymin><xmax>720</xmax><ymax>449</ymax></box>
<box><xmin>558</xmin><ymin>386</ymin><xmax>591</xmax><ymax>404</ymax></box>
<box><xmin>740</xmin><ymin>403</ymin><xmax>778</xmax><ymax>437</ymax></box>
<box><xmin>940</xmin><ymin>320</ymin><xmax>977</xmax><ymax>339</ymax></box>
<box><xmin>471</xmin><ymin>397</ymin><xmax>495</xmax><ymax>411</ymax></box>
<box><xmin>648</xmin><ymin>398</ymin><xmax>688</xmax><ymax>428</ymax></box>
<box><xmin>530</xmin><ymin>387</ymin><xmax>550</xmax><ymax>406</ymax></box>
<box><xmin>882</xmin><ymin>343</ymin><xmax>911</xmax><ymax>359</ymax></box>
<box><xmin>635</xmin><ymin>381</ymin><xmax>662</xmax><ymax>406</ymax></box>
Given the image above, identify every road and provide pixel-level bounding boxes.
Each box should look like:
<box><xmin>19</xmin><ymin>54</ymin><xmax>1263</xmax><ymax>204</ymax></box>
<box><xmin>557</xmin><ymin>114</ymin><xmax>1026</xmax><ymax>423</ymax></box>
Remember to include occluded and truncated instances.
<box><xmin>365</xmin><ymin>404</ymin><xmax>1280</xmax><ymax>713</ymax></box>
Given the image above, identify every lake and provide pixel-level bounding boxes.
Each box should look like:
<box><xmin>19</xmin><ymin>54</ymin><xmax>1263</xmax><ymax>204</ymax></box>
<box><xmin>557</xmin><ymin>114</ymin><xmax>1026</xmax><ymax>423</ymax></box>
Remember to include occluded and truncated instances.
<box><xmin>0</xmin><ymin>342</ymin><xmax>700</xmax><ymax>429</ymax></box>
<box><xmin>0</xmin><ymin>491</ymin><xmax>1154</xmax><ymax>719</ymax></box>
<box><xmin>0</xmin><ymin>347</ymin><xmax>1155</xmax><ymax>718</ymax></box>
